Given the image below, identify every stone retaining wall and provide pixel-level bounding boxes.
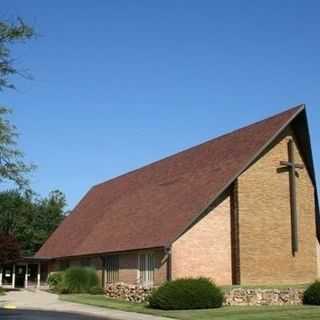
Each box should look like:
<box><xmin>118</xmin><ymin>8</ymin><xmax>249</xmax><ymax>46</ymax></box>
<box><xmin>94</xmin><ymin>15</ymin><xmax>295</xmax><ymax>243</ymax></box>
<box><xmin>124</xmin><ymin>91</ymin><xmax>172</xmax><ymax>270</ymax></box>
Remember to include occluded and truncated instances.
<box><xmin>224</xmin><ymin>288</ymin><xmax>304</xmax><ymax>306</ymax></box>
<box><xmin>104</xmin><ymin>283</ymin><xmax>153</xmax><ymax>303</ymax></box>
<box><xmin>104</xmin><ymin>283</ymin><xmax>304</xmax><ymax>306</ymax></box>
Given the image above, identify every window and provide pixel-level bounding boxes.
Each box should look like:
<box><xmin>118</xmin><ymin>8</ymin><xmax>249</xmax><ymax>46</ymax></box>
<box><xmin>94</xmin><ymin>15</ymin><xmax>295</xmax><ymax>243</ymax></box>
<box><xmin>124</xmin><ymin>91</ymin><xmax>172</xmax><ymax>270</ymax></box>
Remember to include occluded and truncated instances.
<box><xmin>138</xmin><ymin>253</ymin><xmax>155</xmax><ymax>287</ymax></box>
<box><xmin>106</xmin><ymin>255</ymin><xmax>119</xmax><ymax>283</ymax></box>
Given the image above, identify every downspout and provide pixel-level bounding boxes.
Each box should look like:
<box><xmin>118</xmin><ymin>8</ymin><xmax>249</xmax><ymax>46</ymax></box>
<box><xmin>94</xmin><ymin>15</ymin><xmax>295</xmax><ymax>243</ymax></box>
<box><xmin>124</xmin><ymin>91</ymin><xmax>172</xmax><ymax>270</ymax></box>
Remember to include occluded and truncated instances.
<box><xmin>100</xmin><ymin>256</ymin><xmax>106</xmax><ymax>288</ymax></box>
<box><xmin>165</xmin><ymin>246</ymin><xmax>172</xmax><ymax>281</ymax></box>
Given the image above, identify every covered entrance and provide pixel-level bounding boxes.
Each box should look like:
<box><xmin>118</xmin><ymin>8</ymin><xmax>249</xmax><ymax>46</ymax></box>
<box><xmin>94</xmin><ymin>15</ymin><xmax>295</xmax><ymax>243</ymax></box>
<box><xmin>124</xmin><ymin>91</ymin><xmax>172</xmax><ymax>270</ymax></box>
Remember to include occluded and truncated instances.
<box><xmin>15</xmin><ymin>264</ymin><xmax>27</xmax><ymax>288</ymax></box>
<box><xmin>0</xmin><ymin>257</ymin><xmax>49</xmax><ymax>289</ymax></box>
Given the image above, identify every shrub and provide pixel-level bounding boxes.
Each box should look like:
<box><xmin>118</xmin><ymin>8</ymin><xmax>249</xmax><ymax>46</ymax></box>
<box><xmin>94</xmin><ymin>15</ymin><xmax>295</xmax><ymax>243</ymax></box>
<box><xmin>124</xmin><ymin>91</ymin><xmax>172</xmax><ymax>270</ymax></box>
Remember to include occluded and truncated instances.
<box><xmin>48</xmin><ymin>272</ymin><xmax>64</xmax><ymax>290</ymax></box>
<box><xmin>63</xmin><ymin>267</ymin><xmax>99</xmax><ymax>294</ymax></box>
<box><xmin>56</xmin><ymin>281</ymin><xmax>70</xmax><ymax>294</ymax></box>
<box><xmin>86</xmin><ymin>267</ymin><xmax>100</xmax><ymax>289</ymax></box>
<box><xmin>149</xmin><ymin>277</ymin><xmax>223</xmax><ymax>310</ymax></box>
<box><xmin>88</xmin><ymin>286</ymin><xmax>105</xmax><ymax>295</ymax></box>
<box><xmin>303</xmin><ymin>281</ymin><xmax>320</xmax><ymax>305</ymax></box>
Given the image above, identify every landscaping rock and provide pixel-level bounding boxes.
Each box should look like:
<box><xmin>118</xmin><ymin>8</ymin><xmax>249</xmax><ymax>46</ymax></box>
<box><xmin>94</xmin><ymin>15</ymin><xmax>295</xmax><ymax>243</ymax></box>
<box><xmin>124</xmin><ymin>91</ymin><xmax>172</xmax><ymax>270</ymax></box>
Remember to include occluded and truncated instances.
<box><xmin>224</xmin><ymin>288</ymin><xmax>304</xmax><ymax>306</ymax></box>
<box><xmin>104</xmin><ymin>283</ymin><xmax>153</xmax><ymax>303</ymax></box>
<box><xmin>105</xmin><ymin>283</ymin><xmax>304</xmax><ymax>306</ymax></box>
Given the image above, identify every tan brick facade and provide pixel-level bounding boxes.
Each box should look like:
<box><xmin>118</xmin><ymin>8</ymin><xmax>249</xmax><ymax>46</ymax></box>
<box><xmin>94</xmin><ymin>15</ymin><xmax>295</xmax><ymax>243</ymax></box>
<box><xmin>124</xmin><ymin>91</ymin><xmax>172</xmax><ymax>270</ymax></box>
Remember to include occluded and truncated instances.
<box><xmin>171</xmin><ymin>195</ymin><xmax>232</xmax><ymax>285</ymax></box>
<box><xmin>238</xmin><ymin>127</ymin><xmax>319</xmax><ymax>284</ymax></box>
<box><xmin>317</xmin><ymin>241</ymin><xmax>320</xmax><ymax>278</ymax></box>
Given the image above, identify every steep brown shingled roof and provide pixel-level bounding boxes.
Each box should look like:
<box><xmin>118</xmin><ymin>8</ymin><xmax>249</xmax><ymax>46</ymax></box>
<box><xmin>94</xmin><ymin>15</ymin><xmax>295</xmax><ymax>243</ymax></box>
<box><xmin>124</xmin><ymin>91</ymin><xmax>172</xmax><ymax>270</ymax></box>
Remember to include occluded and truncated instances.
<box><xmin>36</xmin><ymin>105</ymin><xmax>307</xmax><ymax>258</ymax></box>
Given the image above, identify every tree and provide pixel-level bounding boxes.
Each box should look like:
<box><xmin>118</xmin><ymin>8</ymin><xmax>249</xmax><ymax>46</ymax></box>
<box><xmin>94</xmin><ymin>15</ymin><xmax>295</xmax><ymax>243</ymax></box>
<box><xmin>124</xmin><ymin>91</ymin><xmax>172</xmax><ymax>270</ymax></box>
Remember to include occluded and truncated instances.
<box><xmin>0</xmin><ymin>108</ymin><xmax>36</xmax><ymax>188</ymax></box>
<box><xmin>0</xmin><ymin>233</ymin><xmax>20</xmax><ymax>265</ymax></box>
<box><xmin>0</xmin><ymin>18</ymin><xmax>35</xmax><ymax>188</ymax></box>
<box><xmin>0</xmin><ymin>190</ymin><xmax>66</xmax><ymax>256</ymax></box>
<box><xmin>30</xmin><ymin>190</ymin><xmax>66</xmax><ymax>255</ymax></box>
<box><xmin>0</xmin><ymin>18</ymin><xmax>34</xmax><ymax>91</ymax></box>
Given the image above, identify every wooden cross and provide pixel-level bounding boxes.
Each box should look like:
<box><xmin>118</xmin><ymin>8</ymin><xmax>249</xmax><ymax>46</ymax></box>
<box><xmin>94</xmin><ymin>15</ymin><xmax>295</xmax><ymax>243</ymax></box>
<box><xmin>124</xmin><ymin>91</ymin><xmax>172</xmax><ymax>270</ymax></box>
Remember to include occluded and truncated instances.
<box><xmin>280</xmin><ymin>139</ymin><xmax>304</xmax><ymax>255</ymax></box>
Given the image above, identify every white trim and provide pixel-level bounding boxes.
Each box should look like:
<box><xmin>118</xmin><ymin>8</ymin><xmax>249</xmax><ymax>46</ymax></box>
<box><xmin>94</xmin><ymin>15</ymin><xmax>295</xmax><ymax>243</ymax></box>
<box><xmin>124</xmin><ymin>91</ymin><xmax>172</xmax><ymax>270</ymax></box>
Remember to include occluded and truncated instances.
<box><xmin>37</xmin><ymin>263</ymin><xmax>41</xmax><ymax>288</ymax></box>
<box><xmin>12</xmin><ymin>264</ymin><xmax>15</xmax><ymax>289</ymax></box>
<box><xmin>138</xmin><ymin>253</ymin><xmax>155</xmax><ymax>287</ymax></box>
<box><xmin>25</xmin><ymin>263</ymin><xmax>28</xmax><ymax>288</ymax></box>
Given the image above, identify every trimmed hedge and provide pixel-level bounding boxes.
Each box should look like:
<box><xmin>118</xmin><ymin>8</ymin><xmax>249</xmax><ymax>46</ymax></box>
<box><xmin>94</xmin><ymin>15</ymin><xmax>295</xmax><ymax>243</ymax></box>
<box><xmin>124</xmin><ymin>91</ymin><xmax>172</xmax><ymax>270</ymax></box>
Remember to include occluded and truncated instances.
<box><xmin>149</xmin><ymin>278</ymin><xmax>223</xmax><ymax>310</ymax></box>
<box><xmin>63</xmin><ymin>267</ymin><xmax>99</xmax><ymax>294</ymax></box>
<box><xmin>303</xmin><ymin>281</ymin><xmax>320</xmax><ymax>305</ymax></box>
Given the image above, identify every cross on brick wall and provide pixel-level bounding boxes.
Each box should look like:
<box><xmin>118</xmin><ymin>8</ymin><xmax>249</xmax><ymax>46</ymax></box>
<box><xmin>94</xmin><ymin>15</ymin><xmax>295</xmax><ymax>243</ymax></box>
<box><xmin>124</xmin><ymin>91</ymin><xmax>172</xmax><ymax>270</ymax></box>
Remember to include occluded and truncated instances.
<box><xmin>280</xmin><ymin>139</ymin><xmax>304</xmax><ymax>255</ymax></box>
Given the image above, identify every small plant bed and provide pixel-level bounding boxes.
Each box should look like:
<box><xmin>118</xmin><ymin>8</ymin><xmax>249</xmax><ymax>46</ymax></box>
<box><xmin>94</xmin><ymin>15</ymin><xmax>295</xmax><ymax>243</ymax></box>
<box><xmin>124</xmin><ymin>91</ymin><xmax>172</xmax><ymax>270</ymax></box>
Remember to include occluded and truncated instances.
<box><xmin>60</xmin><ymin>294</ymin><xmax>320</xmax><ymax>320</ymax></box>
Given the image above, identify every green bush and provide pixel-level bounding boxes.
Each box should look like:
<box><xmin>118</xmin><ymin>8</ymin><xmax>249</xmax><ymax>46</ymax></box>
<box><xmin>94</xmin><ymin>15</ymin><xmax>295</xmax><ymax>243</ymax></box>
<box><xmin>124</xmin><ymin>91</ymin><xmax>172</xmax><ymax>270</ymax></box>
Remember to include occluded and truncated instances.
<box><xmin>149</xmin><ymin>277</ymin><xmax>224</xmax><ymax>310</ymax></box>
<box><xmin>56</xmin><ymin>281</ymin><xmax>70</xmax><ymax>294</ymax></box>
<box><xmin>63</xmin><ymin>267</ymin><xmax>99</xmax><ymax>294</ymax></box>
<box><xmin>88</xmin><ymin>286</ymin><xmax>105</xmax><ymax>295</ymax></box>
<box><xmin>86</xmin><ymin>268</ymin><xmax>100</xmax><ymax>289</ymax></box>
<box><xmin>303</xmin><ymin>281</ymin><xmax>320</xmax><ymax>305</ymax></box>
<box><xmin>48</xmin><ymin>272</ymin><xmax>64</xmax><ymax>290</ymax></box>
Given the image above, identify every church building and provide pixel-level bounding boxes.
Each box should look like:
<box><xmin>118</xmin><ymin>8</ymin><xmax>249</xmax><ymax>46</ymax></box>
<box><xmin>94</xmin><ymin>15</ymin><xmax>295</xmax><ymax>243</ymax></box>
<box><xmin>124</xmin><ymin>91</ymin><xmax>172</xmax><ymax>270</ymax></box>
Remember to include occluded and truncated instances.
<box><xmin>33</xmin><ymin>105</ymin><xmax>319</xmax><ymax>288</ymax></box>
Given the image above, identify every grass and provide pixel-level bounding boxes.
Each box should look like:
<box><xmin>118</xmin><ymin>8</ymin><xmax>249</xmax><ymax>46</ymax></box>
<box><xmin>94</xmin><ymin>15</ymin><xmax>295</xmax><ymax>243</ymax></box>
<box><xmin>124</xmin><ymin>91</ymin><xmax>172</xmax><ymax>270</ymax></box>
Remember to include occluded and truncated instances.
<box><xmin>0</xmin><ymin>288</ymin><xmax>5</xmax><ymax>296</ymax></box>
<box><xmin>60</xmin><ymin>294</ymin><xmax>320</xmax><ymax>320</ymax></box>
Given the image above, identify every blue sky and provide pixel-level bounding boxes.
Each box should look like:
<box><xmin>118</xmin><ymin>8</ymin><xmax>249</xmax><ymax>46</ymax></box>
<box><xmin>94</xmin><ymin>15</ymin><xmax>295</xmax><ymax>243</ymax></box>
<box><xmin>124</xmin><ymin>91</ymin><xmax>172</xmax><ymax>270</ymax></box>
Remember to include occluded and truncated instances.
<box><xmin>1</xmin><ymin>1</ymin><xmax>320</xmax><ymax>209</ymax></box>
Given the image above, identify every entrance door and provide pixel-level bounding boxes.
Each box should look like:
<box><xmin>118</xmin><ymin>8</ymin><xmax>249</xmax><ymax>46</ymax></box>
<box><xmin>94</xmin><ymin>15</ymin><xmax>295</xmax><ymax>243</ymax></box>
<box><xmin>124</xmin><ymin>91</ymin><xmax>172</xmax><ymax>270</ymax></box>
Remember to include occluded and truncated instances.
<box><xmin>15</xmin><ymin>265</ymin><xmax>26</xmax><ymax>288</ymax></box>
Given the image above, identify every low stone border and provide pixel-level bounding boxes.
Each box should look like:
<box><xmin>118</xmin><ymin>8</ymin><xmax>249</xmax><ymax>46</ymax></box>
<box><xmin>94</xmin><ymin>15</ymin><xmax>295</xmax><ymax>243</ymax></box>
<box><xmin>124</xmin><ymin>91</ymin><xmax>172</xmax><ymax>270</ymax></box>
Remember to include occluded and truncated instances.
<box><xmin>104</xmin><ymin>283</ymin><xmax>304</xmax><ymax>306</ymax></box>
<box><xmin>224</xmin><ymin>288</ymin><xmax>304</xmax><ymax>306</ymax></box>
<box><xmin>105</xmin><ymin>283</ymin><xmax>153</xmax><ymax>303</ymax></box>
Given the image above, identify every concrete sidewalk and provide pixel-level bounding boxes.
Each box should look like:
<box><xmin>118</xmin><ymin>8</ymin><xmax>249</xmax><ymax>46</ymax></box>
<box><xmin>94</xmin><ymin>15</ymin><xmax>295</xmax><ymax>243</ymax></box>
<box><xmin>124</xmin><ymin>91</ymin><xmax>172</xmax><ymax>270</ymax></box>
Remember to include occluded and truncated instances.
<box><xmin>0</xmin><ymin>289</ymin><xmax>171</xmax><ymax>320</ymax></box>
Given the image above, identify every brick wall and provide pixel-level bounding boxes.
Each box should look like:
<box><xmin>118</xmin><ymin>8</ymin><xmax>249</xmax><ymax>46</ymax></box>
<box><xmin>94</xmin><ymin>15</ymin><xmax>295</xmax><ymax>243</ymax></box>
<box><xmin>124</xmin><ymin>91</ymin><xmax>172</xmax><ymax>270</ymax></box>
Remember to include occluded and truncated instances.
<box><xmin>171</xmin><ymin>195</ymin><xmax>232</xmax><ymax>285</ymax></box>
<box><xmin>238</xmin><ymin>127</ymin><xmax>318</xmax><ymax>284</ymax></box>
<box><xmin>154</xmin><ymin>250</ymin><xmax>168</xmax><ymax>286</ymax></box>
<box><xmin>118</xmin><ymin>253</ymin><xmax>138</xmax><ymax>284</ymax></box>
<box><xmin>47</xmin><ymin>260</ymin><xmax>59</xmax><ymax>274</ymax></box>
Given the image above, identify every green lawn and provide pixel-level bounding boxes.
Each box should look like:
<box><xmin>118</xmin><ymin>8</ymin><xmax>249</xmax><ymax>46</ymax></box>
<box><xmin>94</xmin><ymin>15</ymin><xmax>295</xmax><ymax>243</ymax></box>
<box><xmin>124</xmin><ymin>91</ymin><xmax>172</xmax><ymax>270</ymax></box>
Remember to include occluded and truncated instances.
<box><xmin>60</xmin><ymin>294</ymin><xmax>320</xmax><ymax>320</ymax></box>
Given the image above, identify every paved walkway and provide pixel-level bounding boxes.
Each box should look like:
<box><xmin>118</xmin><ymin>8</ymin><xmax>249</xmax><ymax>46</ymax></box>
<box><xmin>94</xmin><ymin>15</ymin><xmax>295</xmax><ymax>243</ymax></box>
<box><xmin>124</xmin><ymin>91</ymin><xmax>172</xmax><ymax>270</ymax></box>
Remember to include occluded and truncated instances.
<box><xmin>0</xmin><ymin>289</ymin><xmax>170</xmax><ymax>320</ymax></box>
